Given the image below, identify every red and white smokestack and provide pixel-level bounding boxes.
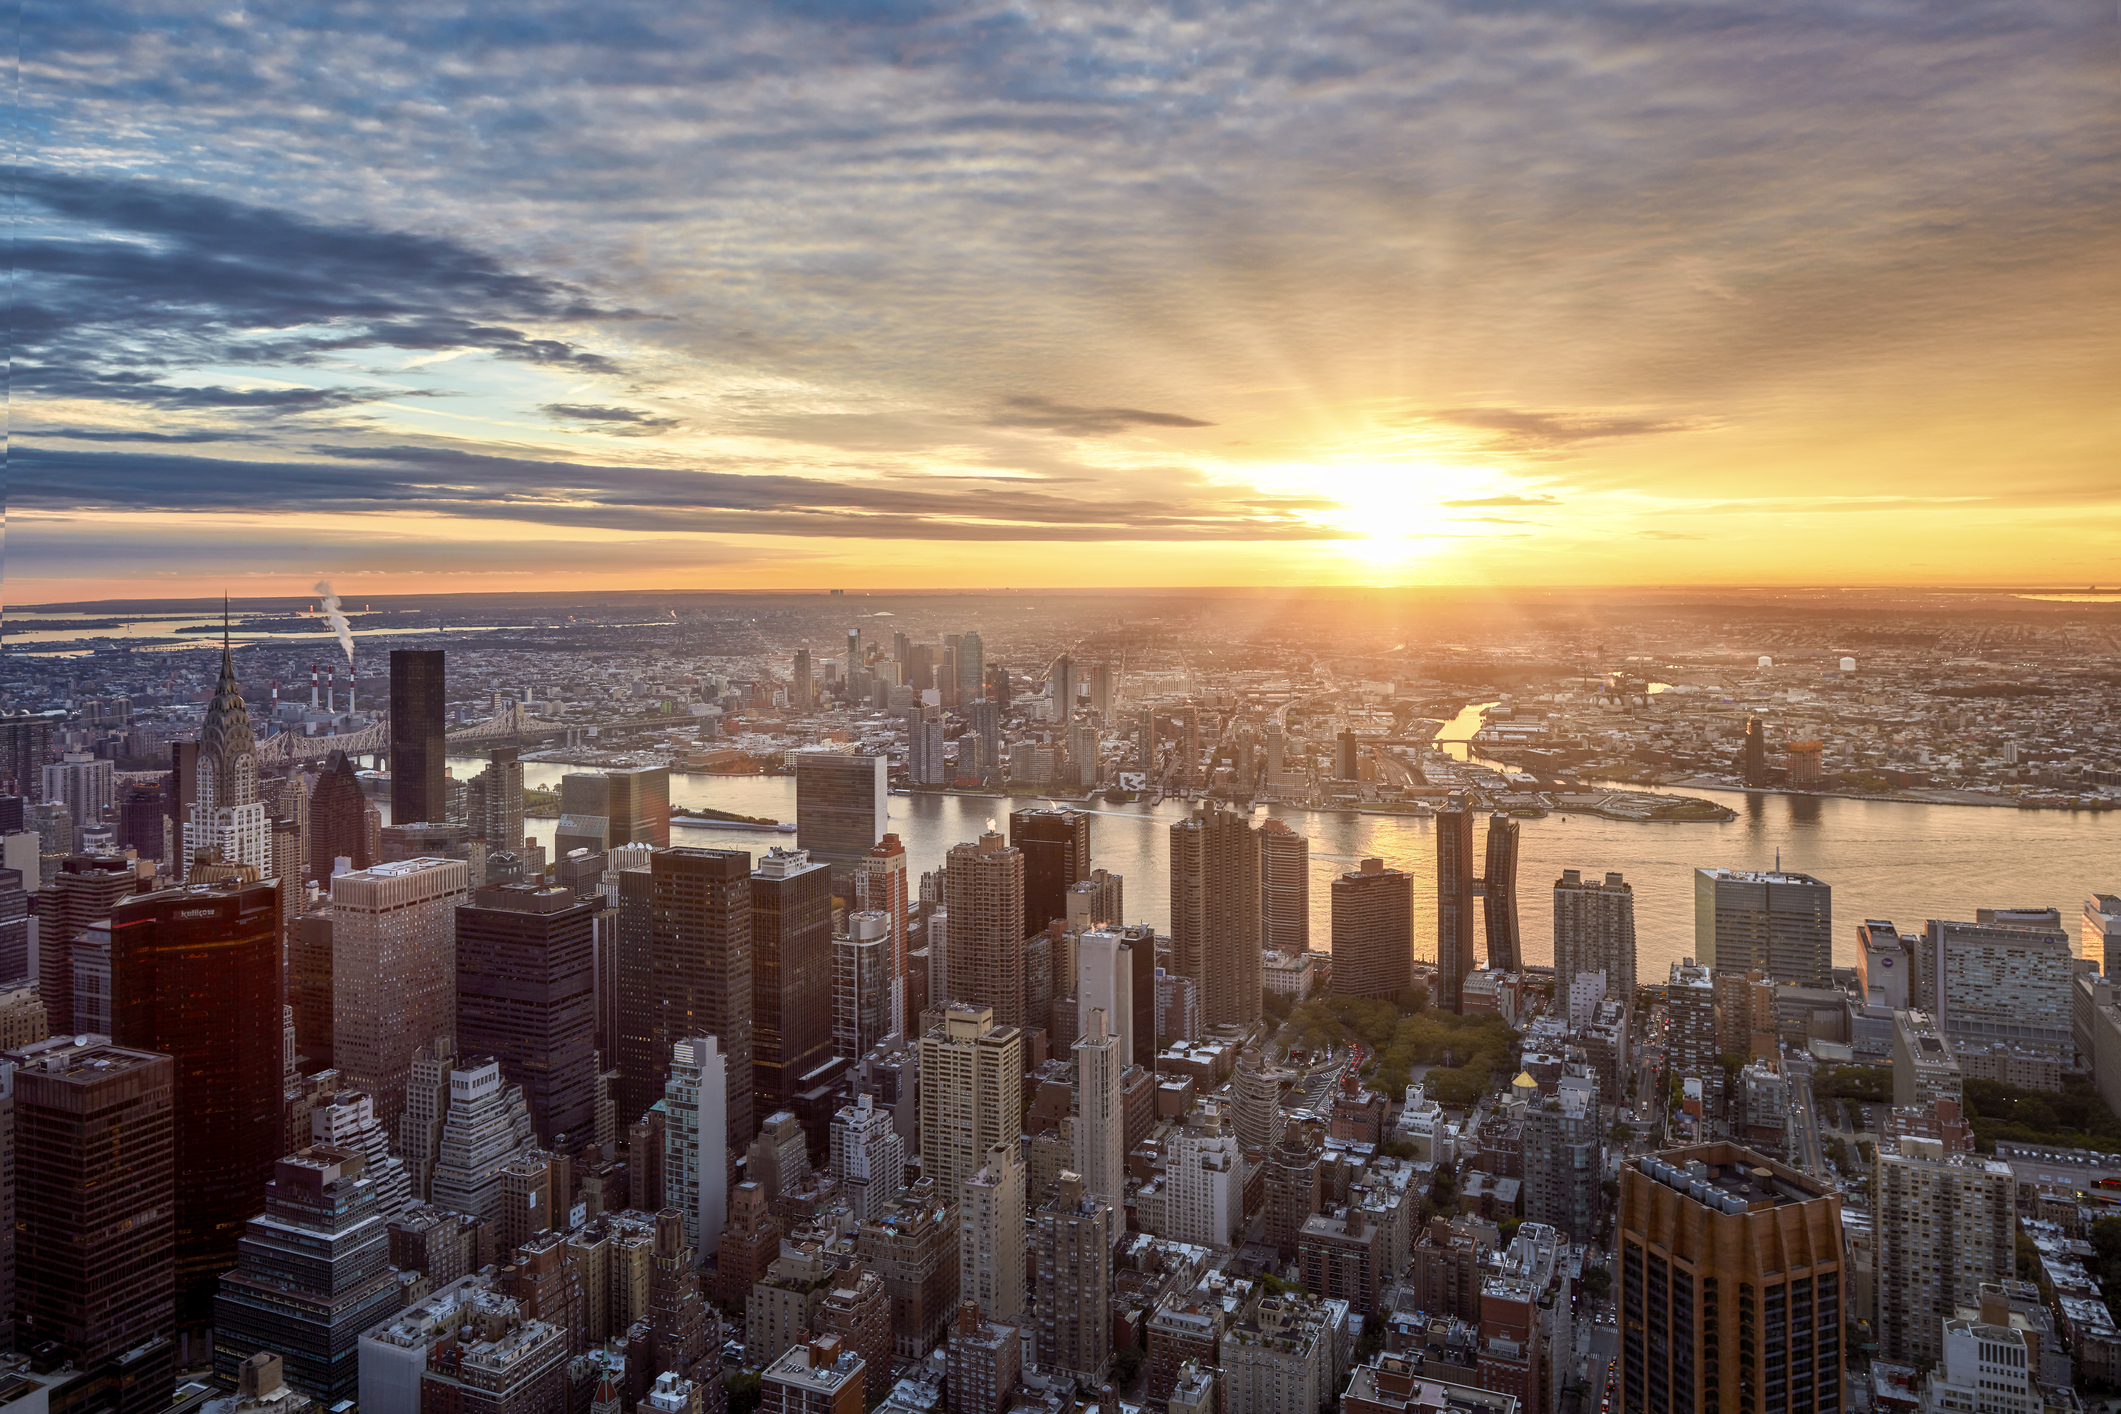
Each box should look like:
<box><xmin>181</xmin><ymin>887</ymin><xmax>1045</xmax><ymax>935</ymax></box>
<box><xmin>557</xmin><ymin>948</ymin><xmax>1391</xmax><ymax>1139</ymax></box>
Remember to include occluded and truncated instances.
<box><xmin>310</xmin><ymin>664</ymin><xmax>320</xmax><ymax>709</ymax></box>
<box><xmin>271</xmin><ymin>681</ymin><xmax>281</xmax><ymax>713</ymax></box>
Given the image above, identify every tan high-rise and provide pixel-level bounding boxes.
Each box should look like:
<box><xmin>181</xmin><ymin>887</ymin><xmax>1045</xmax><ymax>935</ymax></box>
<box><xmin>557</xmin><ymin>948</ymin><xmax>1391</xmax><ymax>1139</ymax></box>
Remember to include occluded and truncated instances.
<box><xmin>1330</xmin><ymin>858</ymin><xmax>1412</xmax><ymax>1001</ymax></box>
<box><xmin>943</xmin><ymin>832</ymin><xmax>1027</xmax><ymax>1028</ymax></box>
<box><xmin>918</xmin><ymin>1005</ymin><xmax>1023</xmax><ymax>1200</ymax></box>
<box><xmin>1072</xmin><ymin>1008</ymin><xmax>1125</xmax><ymax>1211</ymax></box>
<box><xmin>1619</xmin><ymin>1144</ymin><xmax>1844</xmax><ymax>1414</ymax></box>
<box><xmin>331</xmin><ymin>856</ymin><xmax>470</xmax><ymax>1130</ymax></box>
<box><xmin>1259</xmin><ymin>819</ymin><xmax>1309</xmax><ymax>954</ymax></box>
<box><xmin>1872</xmin><ymin>1137</ymin><xmax>2013</xmax><ymax>1366</ymax></box>
<box><xmin>960</xmin><ymin>1141</ymin><xmax>1025</xmax><ymax>1323</ymax></box>
<box><xmin>1169</xmin><ymin>804</ymin><xmax>1261</xmax><ymax>1029</ymax></box>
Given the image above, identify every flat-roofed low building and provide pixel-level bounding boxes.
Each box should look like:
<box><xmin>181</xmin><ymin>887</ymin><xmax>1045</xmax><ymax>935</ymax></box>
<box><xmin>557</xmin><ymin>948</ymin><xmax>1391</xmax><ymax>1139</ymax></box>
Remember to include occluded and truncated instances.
<box><xmin>761</xmin><ymin>1335</ymin><xmax>865</xmax><ymax>1414</ymax></box>
<box><xmin>1892</xmin><ymin>1010</ymin><xmax>1963</xmax><ymax>1110</ymax></box>
<box><xmin>1342</xmin><ymin>1354</ymin><xmax>1520</xmax><ymax>1414</ymax></box>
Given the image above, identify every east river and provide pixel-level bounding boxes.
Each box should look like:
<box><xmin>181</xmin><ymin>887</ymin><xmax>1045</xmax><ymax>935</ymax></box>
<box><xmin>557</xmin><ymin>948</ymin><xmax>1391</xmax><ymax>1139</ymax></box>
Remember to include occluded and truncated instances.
<box><xmin>454</xmin><ymin>753</ymin><xmax>2117</xmax><ymax>985</ymax></box>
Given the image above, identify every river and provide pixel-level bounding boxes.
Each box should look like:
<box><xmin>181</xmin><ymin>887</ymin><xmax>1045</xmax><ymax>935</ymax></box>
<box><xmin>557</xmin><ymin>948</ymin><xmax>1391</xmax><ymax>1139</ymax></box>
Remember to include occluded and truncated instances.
<box><xmin>449</xmin><ymin>721</ymin><xmax>2117</xmax><ymax>983</ymax></box>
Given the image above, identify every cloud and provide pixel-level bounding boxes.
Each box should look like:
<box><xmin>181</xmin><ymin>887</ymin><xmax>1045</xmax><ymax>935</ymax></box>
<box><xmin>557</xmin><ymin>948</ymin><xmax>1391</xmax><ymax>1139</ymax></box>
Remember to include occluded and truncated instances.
<box><xmin>20</xmin><ymin>427</ymin><xmax>266</xmax><ymax>444</ymax></box>
<box><xmin>1639</xmin><ymin>530</ymin><xmax>1707</xmax><ymax>541</ymax></box>
<box><xmin>541</xmin><ymin>403</ymin><xmax>683</xmax><ymax>435</ymax></box>
<box><xmin>985</xmin><ymin>396</ymin><xmax>1213</xmax><ymax>437</ymax></box>
<box><xmin>1430</xmin><ymin>409</ymin><xmax>1694</xmax><ymax>451</ymax></box>
<box><xmin>11</xmin><ymin>0</ymin><xmax>2115</xmax><ymax>583</ymax></box>
<box><xmin>8</xmin><ymin>165</ymin><xmax>629</xmax><ymax>418</ymax></box>
<box><xmin>10</xmin><ymin>443</ymin><xmax>1356</xmax><ymax>543</ymax></box>
<box><xmin>1440</xmin><ymin>495</ymin><xmax>1558</xmax><ymax>508</ymax></box>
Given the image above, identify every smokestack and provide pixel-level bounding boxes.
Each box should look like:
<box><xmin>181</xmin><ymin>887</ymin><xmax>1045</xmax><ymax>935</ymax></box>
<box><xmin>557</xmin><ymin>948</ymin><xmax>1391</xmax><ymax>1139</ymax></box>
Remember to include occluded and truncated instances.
<box><xmin>271</xmin><ymin>681</ymin><xmax>280</xmax><ymax>714</ymax></box>
<box><xmin>310</xmin><ymin>664</ymin><xmax>320</xmax><ymax>710</ymax></box>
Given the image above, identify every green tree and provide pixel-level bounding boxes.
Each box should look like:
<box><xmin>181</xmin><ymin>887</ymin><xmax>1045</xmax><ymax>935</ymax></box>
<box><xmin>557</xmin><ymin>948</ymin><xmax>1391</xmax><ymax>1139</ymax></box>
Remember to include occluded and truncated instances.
<box><xmin>729</xmin><ymin>1372</ymin><xmax>762</xmax><ymax>1414</ymax></box>
<box><xmin>1582</xmin><ymin>1265</ymin><xmax>1613</xmax><ymax>1300</ymax></box>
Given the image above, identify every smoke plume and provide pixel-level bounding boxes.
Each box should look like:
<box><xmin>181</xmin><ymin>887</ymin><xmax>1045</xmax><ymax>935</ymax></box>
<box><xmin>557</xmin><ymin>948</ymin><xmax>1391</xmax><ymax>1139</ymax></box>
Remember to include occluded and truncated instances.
<box><xmin>314</xmin><ymin>580</ymin><xmax>355</xmax><ymax>663</ymax></box>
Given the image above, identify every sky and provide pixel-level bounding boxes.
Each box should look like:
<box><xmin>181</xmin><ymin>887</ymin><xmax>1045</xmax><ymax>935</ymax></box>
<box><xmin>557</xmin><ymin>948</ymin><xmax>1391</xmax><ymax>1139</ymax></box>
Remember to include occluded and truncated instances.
<box><xmin>12</xmin><ymin>0</ymin><xmax>2119</xmax><ymax>602</ymax></box>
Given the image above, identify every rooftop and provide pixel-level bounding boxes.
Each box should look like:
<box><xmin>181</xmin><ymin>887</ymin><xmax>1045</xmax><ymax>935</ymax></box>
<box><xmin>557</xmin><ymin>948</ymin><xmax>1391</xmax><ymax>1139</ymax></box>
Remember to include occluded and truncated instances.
<box><xmin>1635</xmin><ymin>1146</ymin><xmax>1832</xmax><ymax>1212</ymax></box>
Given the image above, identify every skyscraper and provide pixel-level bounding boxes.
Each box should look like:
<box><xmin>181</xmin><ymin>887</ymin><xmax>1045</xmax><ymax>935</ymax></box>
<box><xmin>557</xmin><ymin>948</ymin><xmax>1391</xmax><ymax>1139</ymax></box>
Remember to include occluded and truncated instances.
<box><xmin>957</xmin><ymin>632</ymin><xmax>985</xmax><ymax>705</ymax></box>
<box><xmin>556</xmin><ymin>772</ymin><xmax>614</xmax><ymax>856</ymax></box>
<box><xmin>752</xmin><ymin>847</ymin><xmax>835</xmax><ymax>1119</ymax></box>
<box><xmin>36</xmin><ymin>852</ymin><xmax>141</xmax><ymax>1034</ymax></box>
<box><xmin>1693</xmin><ymin>868</ymin><xmax>1832</xmax><ymax>983</ymax></box>
<box><xmin>388</xmin><ymin>649</ymin><xmax>447</xmax><ymax>827</ymax></box>
<box><xmin>649</xmin><ymin>848</ymin><xmax>755</xmax><ymax>1163</ymax></box>
<box><xmin>1169</xmin><ymin>803</ymin><xmax>1261</xmax><ymax>1030</ymax></box>
<box><xmin>834</xmin><ymin>911</ymin><xmax>892</xmax><ymax>1060</ymax></box>
<box><xmin>1554</xmin><ymin>869</ymin><xmax>1638</xmax><ymax>1004</ymax></box>
<box><xmin>212</xmin><ymin>1145</ymin><xmax>401</xmax><ymax>1404</ymax></box>
<box><xmin>1259</xmin><ymin>819</ymin><xmax>1309</xmax><ymax>954</ymax></box>
<box><xmin>960</xmin><ymin>1141</ymin><xmax>1026</xmax><ymax>1323</ymax></box>
<box><xmin>7</xmin><ymin>1034</ymin><xmax>176</xmax><ymax>1414</ymax></box>
<box><xmin>1330</xmin><ymin>859</ymin><xmax>1413</xmax><ymax>1001</ymax></box>
<box><xmin>1073</xmin><ymin>1009</ymin><xmax>1125</xmax><ymax>1211</ymax></box>
<box><xmin>830</xmin><ymin>1093</ymin><xmax>905</xmax><ymax>1220</ymax></box>
<box><xmin>1872</xmin><ymin>1137</ymin><xmax>2013</xmax><ymax>1365</ymax></box>
<box><xmin>183</xmin><ymin>633</ymin><xmax>270</xmax><ymax>879</ymax></box>
<box><xmin>795</xmin><ymin>753</ymin><xmax>889</xmax><ymax>869</ymax></box>
<box><xmin>1010</xmin><ymin>807</ymin><xmax>1089</xmax><ymax>937</ymax></box>
<box><xmin>1482</xmin><ymin>813</ymin><xmax>1521</xmax><ymax>972</ymax></box>
<box><xmin>454</xmin><ymin>882</ymin><xmax>599</xmax><ymax>1146</ymax></box>
<box><xmin>1520</xmin><ymin>1088</ymin><xmax>1598</xmax><ymax>1241</ymax></box>
<box><xmin>1741</xmin><ymin>716</ymin><xmax>1768</xmax><ymax>788</ymax></box>
<box><xmin>332</xmin><ymin>856</ymin><xmax>471</xmax><ymax>1130</ymax></box>
<box><xmin>1075</xmin><ymin>929</ymin><xmax>1136</xmax><ymax>1066</ymax></box>
<box><xmin>1435</xmin><ymin>795</ymin><xmax>1477</xmax><ymax>1013</ymax></box>
<box><xmin>665</xmin><ymin>1036</ymin><xmax>730</xmax><ymax>1256</ymax></box>
<box><xmin>1030</xmin><ymin>1173</ymin><xmax>1114</xmax><ymax>1383</ymax></box>
<box><xmin>1619</xmin><ymin>1146</ymin><xmax>1844</xmax><ymax>1414</ymax></box>
<box><xmin>308</xmin><ymin>750</ymin><xmax>372</xmax><ymax>879</ymax></box>
<box><xmin>607</xmin><ymin>765</ymin><xmax>672</xmax><ymax>849</ymax></box>
<box><xmin>918</xmin><ymin>1004</ymin><xmax>1023</xmax><ymax>1200</ymax></box>
<box><xmin>793</xmin><ymin>649</ymin><xmax>813</xmax><ymax>711</ymax></box>
<box><xmin>943</xmin><ymin>831</ymin><xmax>1027</xmax><ymax>1028</ymax></box>
<box><xmin>858</xmin><ymin>834</ymin><xmax>911</xmax><ymax>1038</ymax></box>
<box><xmin>464</xmin><ymin>747</ymin><xmax>525</xmax><ymax>853</ymax></box>
<box><xmin>108</xmin><ymin>877</ymin><xmax>282</xmax><ymax>1327</ymax></box>
<box><xmin>906</xmin><ymin>713</ymin><xmax>948</xmax><ymax>787</ymax></box>
<box><xmin>1050</xmin><ymin>655</ymin><xmax>1076</xmax><ymax>721</ymax></box>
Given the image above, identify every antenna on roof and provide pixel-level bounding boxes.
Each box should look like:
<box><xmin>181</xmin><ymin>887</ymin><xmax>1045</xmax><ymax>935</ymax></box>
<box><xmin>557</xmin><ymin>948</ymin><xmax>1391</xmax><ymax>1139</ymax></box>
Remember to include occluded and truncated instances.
<box><xmin>1775</xmin><ymin>846</ymin><xmax>1781</xmax><ymax>872</ymax></box>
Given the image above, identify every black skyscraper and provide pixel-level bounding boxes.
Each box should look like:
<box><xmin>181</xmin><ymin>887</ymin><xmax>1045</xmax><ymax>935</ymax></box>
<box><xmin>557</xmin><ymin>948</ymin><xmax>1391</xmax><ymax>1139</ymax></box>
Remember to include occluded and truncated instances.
<box><xmin>6</xmin><ymin>1034</ymin><xmax>176</xmax><ymax>1414</ymax></box>
<box><xmin>108</xmin><ymin>878</ymin><xmax>281</xmax><ymax>1329</ymax></box>
<box><xmin>1010</xmin><ymin>807</ymin><xmax>1091</xmax><ymax>937</ymax></box>
<box><xmin>455</xmin><ymin>882</ymin><xmax>599</xmax><ymax>1145</ymax></box>
<box><xmin>1435</xmin><ymin>795</ymin><xmax>1477</xmax><ymax>1013</ymax></box>
<box><xmin>750</xmin><ymin>848</ymin><xmax>836</xmax><ymax>1118</ymax></box>
<box><xmin>1482</xmin><ymin>813</ymin><xmax>1521</xmax><ymax>973</ymax></box>
<box><xmin>647</xmin><ymin>848</ymin><xmax>755</xmax><ymax>1155</ymax></box>
<box><xmin>389</xmin><ymin>649</ymin><xmax>447</xmax><ymax>825</ymax></box>
<box><xmin>1742</xmin><ymin>716</ymin><xmax>1768</xmax><ymax>788</ymax></box>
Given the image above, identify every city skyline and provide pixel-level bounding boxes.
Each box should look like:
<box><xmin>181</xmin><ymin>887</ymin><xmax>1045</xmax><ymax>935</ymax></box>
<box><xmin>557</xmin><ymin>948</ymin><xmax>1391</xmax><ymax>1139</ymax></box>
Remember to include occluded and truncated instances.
<box><xmin>13</xmin><ymin>1</ymin><xmax>2116</xmax><ymax>601</ymax></box>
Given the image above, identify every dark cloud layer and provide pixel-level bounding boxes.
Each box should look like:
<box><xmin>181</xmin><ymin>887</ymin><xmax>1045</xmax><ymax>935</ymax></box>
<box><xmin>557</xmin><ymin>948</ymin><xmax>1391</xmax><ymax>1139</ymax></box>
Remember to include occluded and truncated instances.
<box><xmin>11</xmin><ymin>444</ymin><xmax>1349</xmax><ymax>543</ymax></box>
<box><xmin>541</xmin><ymin>403</ymin><xmax>683</xmax><ymax>435</ymax></box>
<box><xmin>9</xmin><ymin>164</ymin><xmax>627</xmax><ymax>418</ymax></box>
<box><xmin>985</xmin><ymin>396</ymin><xmax>1213</xmax><ymax>436</ymax></box>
